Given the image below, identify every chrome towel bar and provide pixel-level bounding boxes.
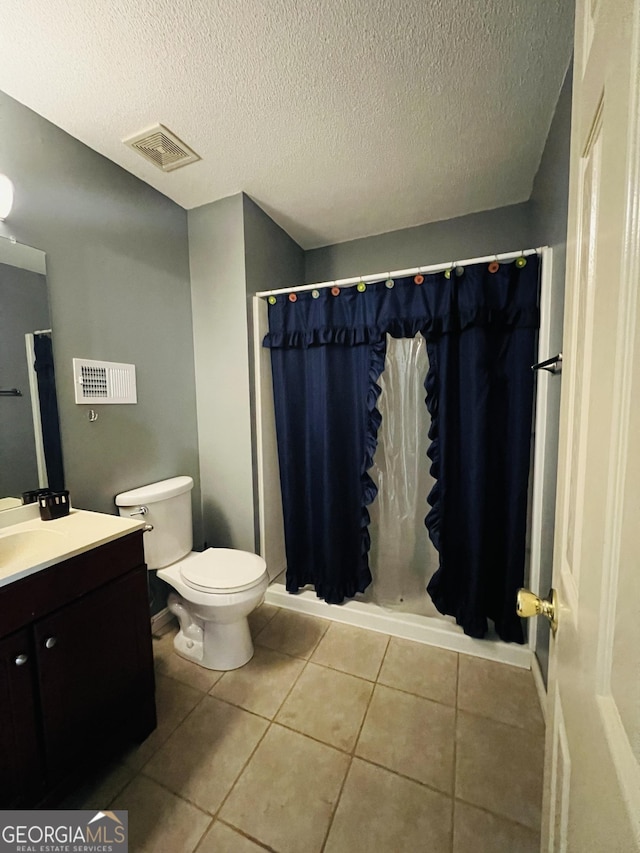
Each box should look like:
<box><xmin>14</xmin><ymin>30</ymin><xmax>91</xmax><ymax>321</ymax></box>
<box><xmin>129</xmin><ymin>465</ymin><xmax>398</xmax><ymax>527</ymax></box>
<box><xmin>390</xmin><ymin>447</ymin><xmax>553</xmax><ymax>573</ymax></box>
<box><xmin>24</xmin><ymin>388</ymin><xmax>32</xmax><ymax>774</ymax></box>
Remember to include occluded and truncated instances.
<box><xmin>532</xmin><ymin>353</ymin><xmax>562</xmax><ymax>374</ymax></box>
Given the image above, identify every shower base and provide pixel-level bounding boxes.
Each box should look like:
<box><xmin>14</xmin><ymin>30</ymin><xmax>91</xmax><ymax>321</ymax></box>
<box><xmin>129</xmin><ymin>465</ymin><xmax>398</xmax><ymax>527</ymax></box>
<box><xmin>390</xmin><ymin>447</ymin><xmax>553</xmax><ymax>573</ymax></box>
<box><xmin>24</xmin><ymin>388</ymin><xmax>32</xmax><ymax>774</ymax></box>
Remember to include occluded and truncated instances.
<box><xmin>264</xmin><ymin>581</ymin><xmax>532</xmax><ymax>669</ymax></box>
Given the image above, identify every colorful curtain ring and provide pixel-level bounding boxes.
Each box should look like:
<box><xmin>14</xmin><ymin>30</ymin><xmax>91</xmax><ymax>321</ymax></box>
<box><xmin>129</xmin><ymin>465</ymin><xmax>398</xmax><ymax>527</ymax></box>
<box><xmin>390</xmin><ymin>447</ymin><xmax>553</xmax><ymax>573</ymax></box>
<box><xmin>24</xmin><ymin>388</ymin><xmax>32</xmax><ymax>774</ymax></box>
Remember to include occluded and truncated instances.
<box><xmin>331</xmin><ymin>286</ymin><xmax>341</xmax><ymax>296</ymax></box>
<box><xmin>515</xmin><ymin>256</ymin><xmax>527</xmax><ymax>268</ymax></box>
<box><xmin>413</xmin><ymin>274</ymin><xmax>424</xmax><ymax>285</ymax></box>
<box><xmin>357</xmin><ymin>281</ymin><xmax>367</xmax><ymax>292</ymax></box>
<box><xmin>288</xmin><ymin>292</ymin><xmax>298</xmax><ymax>302</ymax></box>
<box><xmin>268</xmin><ymin>295</ymin><xmax>277</xmax><ymax>305</ymax></box>
<box><xmin>488</xmin><ymin>261</ymin><xmax>500</xmax><ymax>273</ymax></box>
<box><xmin>444</xmin><ymin>268</ymin><xmax>451</xmax><ymax>279</ymax></box>
<box><xmin>312</xmin><ymin>289</ymin><xmax>320</xmax><ymax>298</ymax></box>
<box><xmin>385</xmin><ymin>278</ymin><xmax>395</xmax><ymax>288</ymax></box>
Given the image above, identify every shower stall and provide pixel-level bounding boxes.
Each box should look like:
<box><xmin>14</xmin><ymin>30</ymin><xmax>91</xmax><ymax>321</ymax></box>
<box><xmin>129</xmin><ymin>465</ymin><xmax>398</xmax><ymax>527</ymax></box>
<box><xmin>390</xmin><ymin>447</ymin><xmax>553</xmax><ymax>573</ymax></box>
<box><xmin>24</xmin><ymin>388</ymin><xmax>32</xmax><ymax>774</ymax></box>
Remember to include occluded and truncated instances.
<box><xmin>253</xmin><ymin>247</ymin><xmax>557</xmax><ymax>674</ymax></box>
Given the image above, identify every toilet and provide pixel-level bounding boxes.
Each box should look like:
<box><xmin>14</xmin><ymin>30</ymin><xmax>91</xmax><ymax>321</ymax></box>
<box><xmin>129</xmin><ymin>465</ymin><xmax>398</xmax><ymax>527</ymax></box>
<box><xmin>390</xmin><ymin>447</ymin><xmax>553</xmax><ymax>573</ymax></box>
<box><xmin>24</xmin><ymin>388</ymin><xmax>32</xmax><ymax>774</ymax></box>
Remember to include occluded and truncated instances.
<box><xmin>115</xmin><ymin>476</ymin><xmax>268</xmax><ymax>671</ymax></box>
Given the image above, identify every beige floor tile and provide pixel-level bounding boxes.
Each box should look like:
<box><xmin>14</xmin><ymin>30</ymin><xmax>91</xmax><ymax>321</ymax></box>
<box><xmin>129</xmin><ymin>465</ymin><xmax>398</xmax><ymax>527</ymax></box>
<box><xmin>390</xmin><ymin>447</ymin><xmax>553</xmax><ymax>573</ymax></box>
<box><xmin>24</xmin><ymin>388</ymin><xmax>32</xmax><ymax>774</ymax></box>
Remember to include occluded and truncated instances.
<box><xmin>111</xmin><ymin>774</ymin><xmax>211</xmax><ymax>853</ymax></box>
<box><xmin>255</xmin><ymin>609</ymin><xmax>328</xmax><ymax>658</ymax></box>
<box><xmin>220</xmin><ymin>724</ymin><xmax>349</xmax><ymax>853</ymax></box>
<box><xmin>248</xmin><ymin>602</ymin><xmax>279</xmax><ymax>635</ymax></box>
<box><xmin>211</xmin><ymin>645</ymin><xmax>305</xmax><ymax>719</ymax></box>
<box><xmin>143</xmin><ymin>695</ymin><xmax>268</xmax><ymax>814</ymax></box>
<box><xmin>324</xmin><ymin>758</ymin><xmax>453</xmax><ymax>853</ymax></box>
<box><xmin>276</xmin><ymin>662</ymin><xmax>373</xmax><ymax>751</ymax></box>
<box><xmin>310</xmin><ymin>621</ymin><xmax>389</xmax><ymax>681</ymax></box>
<box><xmin>155</xmin><ymin>639</ymin><xmax>225</xmax><ymax>693</ymax></box>
<box><xmin>58</xmin><ymin>761</ymin><xmax>133</xmax><ymax>809</ymax></box>
<box><xmin>378</xmin><ymin>637</ymin><xmax>458</xmax><ymax>706</ymax></box>
<box><xmin>453</xmin><ymin>801</ymin><xmax>540</xmax><ymax>853</ymax></box>
<box><xmin>456</xmin><ymin>710</ymin><xmax>543</xmax><ymax>830</ymax></box>
<box><xmin>196</xmin><ymin>821</ymin><xmax>268</xmax><ymax>853</ymax></box>
<box><xmin>124</xmin><ymin>674</ymin><xmax>204</xmax><ymax>771</ymax></box>
<box><xmin>457</xmin><ymin>655</ymin><xmax>544</xmax><ymax>731</ymax></box>
<box><xmin>356</xmin><ymin>684</ymin><xmax>456</xmax><ymax>793</ymax></box>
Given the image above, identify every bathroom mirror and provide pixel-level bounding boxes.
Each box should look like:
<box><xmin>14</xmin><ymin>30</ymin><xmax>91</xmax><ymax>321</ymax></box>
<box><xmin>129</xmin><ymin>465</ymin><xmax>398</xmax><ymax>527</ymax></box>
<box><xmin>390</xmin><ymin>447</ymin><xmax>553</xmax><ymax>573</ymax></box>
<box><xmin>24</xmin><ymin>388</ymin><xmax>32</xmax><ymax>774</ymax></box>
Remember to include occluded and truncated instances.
<box><xmin>0</xmin><ymin>235</ymin><xmax>64</xmax><ymax>508</ymax></box>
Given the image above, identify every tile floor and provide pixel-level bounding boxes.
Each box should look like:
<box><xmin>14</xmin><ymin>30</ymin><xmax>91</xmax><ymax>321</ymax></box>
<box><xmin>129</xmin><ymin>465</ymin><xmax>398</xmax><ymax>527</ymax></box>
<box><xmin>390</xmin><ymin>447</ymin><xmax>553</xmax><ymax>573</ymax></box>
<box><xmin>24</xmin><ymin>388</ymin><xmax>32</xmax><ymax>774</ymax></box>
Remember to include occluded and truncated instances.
<box><xmin>65</xmin><ymin>605</ymin><xmax>545</xmax><ymax>853</ymax></box>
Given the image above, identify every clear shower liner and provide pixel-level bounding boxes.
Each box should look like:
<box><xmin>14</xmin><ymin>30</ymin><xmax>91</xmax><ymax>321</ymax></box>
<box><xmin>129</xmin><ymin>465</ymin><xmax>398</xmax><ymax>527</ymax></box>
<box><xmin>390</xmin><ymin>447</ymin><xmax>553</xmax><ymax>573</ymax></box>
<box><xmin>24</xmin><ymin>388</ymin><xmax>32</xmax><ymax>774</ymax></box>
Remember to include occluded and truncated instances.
<box><xmin>365</xmin><ymin>334</ymin><xmax>444</xmax><ymax>618</ymax></box>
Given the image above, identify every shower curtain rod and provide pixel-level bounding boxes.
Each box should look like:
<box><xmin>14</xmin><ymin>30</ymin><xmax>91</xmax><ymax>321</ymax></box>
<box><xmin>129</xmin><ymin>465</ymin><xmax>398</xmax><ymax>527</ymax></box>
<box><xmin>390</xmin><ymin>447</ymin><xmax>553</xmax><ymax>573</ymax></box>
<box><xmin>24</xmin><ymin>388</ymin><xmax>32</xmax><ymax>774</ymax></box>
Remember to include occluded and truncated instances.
<box><xmin>256</xmin><ymin>246</ymin><xmax>544</xmax><ymax>298</ymax></box>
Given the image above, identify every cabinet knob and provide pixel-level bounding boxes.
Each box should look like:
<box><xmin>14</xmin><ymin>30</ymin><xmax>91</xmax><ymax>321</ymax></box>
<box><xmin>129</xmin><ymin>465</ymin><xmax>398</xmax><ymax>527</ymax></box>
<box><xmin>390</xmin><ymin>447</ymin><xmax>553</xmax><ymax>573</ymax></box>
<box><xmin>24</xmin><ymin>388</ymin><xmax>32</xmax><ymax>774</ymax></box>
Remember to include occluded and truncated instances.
<box><xmin>15</xmin><ymin>653</ymin><xmax>28</xmax><ymax>666</ymax></box>
<box><xmin>44</xmin><ymin>637</ymin><xmax>57</xmax><ymax>649</ymax></box>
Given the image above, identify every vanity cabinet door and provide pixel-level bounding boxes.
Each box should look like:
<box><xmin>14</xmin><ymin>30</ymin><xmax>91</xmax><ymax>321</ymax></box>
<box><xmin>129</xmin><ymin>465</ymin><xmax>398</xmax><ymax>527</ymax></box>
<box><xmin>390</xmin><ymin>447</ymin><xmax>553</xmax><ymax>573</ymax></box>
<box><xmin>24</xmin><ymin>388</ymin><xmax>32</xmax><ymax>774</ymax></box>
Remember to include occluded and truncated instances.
<box><xmin>34</xmin><ymin>566</ymin><xmax>155</xmax><ymax>785</ymax></box>
<box><xmin>0</xmin><ymin>628</ymin><xmax>43</xmax><ymax>807</ymax></box>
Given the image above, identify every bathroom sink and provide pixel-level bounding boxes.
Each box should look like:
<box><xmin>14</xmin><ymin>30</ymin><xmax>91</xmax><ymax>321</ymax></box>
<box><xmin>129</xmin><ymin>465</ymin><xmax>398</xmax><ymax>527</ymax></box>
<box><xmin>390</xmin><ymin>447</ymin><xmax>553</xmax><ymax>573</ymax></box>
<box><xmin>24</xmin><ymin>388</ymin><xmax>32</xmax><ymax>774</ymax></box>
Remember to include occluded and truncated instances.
<box><xmin>0</xmin><ymin>527</ymin><xmax>68</xmax><ymax>568</ymax></box>
<box><xmin>0</xmin><ymin>507</ymin><xmax>145</xmax><ymax>588</ymax></box>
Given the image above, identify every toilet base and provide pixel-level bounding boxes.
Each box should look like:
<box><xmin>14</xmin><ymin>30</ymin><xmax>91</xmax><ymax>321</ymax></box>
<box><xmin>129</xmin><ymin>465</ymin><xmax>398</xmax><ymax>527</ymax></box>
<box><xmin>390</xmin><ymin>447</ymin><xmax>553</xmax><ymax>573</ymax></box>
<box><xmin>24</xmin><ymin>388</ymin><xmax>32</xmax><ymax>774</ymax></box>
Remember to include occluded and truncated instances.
<box><xmin>182</xmin><ymin>617</ymin><xmax>254</xmax><ymax>671</ymax></box>
<box><xmin>167</xmin><ymin>592</ymin><xmax>255</xmax><ymax>670</ymax></box>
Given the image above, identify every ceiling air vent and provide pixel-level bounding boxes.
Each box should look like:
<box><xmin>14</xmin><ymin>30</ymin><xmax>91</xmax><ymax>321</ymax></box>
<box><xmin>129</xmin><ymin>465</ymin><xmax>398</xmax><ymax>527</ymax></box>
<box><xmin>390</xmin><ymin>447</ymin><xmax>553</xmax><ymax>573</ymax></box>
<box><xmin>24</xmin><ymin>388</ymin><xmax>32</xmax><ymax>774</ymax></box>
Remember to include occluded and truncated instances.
<box><xmin>124</xmin><ymin>124</ymin><xmax>200</xmax><ymax>172</ymax></box>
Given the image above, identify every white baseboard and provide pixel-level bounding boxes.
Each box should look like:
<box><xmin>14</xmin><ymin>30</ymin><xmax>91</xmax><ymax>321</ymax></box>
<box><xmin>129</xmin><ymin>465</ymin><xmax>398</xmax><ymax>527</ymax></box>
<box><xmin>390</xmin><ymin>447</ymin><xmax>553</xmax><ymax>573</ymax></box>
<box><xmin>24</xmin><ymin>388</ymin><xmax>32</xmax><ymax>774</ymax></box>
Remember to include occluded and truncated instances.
<box><xmin>264</xmin><ymin>583</ymin><xmax>533</xmax><ymax>669</ymax></box>
<box><xmin>150</xmin><ymin>607</ymin><xmax>175</xmax><ymax>636</ymax></box>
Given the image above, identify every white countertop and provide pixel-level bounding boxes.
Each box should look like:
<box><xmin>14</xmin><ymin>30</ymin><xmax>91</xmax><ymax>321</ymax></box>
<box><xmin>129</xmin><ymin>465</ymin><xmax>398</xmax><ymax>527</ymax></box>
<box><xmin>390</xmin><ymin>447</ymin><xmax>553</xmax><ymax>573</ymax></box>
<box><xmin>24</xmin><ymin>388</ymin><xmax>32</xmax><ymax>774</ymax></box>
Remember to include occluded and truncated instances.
<box><xmin>0</xmin><ymin>506</ymin><xmax>145</xmax><ymax>588</ymax></box>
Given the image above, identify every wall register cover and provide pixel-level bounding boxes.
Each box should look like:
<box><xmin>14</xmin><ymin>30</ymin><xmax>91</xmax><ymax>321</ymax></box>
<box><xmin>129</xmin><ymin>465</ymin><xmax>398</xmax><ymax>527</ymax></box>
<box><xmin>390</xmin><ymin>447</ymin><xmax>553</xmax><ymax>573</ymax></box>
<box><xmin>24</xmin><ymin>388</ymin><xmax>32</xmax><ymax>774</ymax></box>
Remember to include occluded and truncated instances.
<box><xmin>72</xmin><ymin>358</ymin><xmax>137</xmax><ymax>404</ymax></box>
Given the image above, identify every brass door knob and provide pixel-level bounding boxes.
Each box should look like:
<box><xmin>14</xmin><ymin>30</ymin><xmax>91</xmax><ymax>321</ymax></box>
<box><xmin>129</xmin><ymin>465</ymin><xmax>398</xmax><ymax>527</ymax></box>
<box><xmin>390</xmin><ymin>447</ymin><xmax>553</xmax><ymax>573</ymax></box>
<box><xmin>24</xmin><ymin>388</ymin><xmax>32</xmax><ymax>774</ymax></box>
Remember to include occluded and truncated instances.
<box><xmin>516</xmin><ymin>588</ymin><xmax>558</xmax><ymax>636</ymax></box>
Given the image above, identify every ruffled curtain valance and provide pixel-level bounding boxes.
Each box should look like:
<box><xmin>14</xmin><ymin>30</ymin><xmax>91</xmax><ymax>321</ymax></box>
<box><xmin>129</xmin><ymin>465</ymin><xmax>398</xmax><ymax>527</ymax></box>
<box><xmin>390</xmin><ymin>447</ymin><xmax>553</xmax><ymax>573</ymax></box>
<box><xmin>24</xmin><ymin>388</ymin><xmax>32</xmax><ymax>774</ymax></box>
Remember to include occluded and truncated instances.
<box><xmin>264</xmin><ymin>260</ymin><xmax>539</xmax><ymax>349</ymax></box>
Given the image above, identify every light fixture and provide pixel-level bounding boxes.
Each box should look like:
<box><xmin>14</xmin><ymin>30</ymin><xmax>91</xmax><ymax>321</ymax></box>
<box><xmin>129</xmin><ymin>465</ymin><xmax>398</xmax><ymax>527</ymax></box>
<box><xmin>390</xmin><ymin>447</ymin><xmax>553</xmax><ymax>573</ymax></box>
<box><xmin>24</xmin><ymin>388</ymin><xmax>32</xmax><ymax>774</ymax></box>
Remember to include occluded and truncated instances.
<box><xmin>0</xmin><ymin>175</ymin><xmax>14</xmax><ymax>220</ymax></box>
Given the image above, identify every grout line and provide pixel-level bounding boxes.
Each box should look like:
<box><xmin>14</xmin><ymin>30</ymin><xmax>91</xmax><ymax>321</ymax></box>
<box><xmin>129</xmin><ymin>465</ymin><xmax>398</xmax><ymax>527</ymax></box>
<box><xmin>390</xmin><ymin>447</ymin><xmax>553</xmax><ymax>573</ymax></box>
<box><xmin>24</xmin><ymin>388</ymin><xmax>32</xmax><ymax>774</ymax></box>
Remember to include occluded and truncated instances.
<box><xmin>250</xmin><ymin>603</ymin><xmax>281</xmax><ymax>644</ymax></box>
<box><xmin>319</xmin><ymin>755</ymin><xmax>352</xmax><ymax>853</ymax></box>
<box><xmin>455</xmin><ymin>704</ymin><xmax>546</xmax><ymax>734</ymax></box>
<box><xmin>319</xmin><ymin>652</ymin><xmax>381</xmax><ymax>853</ymax></box>
<box><xmin>304</xmin><ymin>657</ymin><xmax>384</xmax><ymax>684</ymax></box>
<box><xmin>373</xmin><ymin>677</ymin><xmax>458</xmax><ymax>710</ymax></box>
<box><xmin>353</xmin><ymin>754</ymin><xmax>455</xmax><ymax>801</ymax></box>
<box><xmin>246</xmin><ymin>639</ymin><xmax>314</xmax><ymax>663</ymax></box>
<box><xmin>208</xmin><ymin>715</ymin><xmax>272</xmax><ymax>819</ymax></box>
<box><xmin>133</xmin><ymin>771</ymin><xmax>213</xmax><ymax>818</ymax></box>
<box><xmin>372</xmin><ymin>633</ymin><xmax>391</xmax><ymax>681</ymax></box>
<box><xmin>190</xmin><ymin>820</ymin><xmax>215</xmax><ymax>853</ymax></box>
<box><xmin>453</xmin><ymin>795</ymin><xmax>543</xmax><ymax>834</ymax></box>
<box><xmin>272</xmin><ymin>717</ymin><xmax>360</xmax><ymax>759</ymax></box>
<box><xmin>271</xmin><ymin>657</ymin><xmax>311</xmax><ymax>721</ymax></box>
<box><xmin>123</xmin><ymin>678</ymin><xmax>210</xmax><ymax>774</ymax></box>
<box><xmin>451</xmin><ymin>652</ymin><xmax>460</xmax><ymax>852</ymax></box>
<box><xmin>206</xmin><ymin>655</ymin><xmax>313</xmax><ymax>837</ymax></box>
<box><xmin>193</xmin><ymin>817</ymin><xmax>278</xmax><ymax>853</ymax></box>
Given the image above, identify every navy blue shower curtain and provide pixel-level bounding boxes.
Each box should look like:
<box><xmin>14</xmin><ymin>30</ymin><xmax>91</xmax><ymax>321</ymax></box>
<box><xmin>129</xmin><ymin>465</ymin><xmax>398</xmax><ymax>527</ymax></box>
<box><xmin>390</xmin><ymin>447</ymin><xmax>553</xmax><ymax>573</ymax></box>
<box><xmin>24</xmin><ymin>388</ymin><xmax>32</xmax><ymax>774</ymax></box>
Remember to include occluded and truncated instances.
<box><xmin>265</xmin><ymin>257</ymin><xmax>539</xmax><ymax>642</ymax></box>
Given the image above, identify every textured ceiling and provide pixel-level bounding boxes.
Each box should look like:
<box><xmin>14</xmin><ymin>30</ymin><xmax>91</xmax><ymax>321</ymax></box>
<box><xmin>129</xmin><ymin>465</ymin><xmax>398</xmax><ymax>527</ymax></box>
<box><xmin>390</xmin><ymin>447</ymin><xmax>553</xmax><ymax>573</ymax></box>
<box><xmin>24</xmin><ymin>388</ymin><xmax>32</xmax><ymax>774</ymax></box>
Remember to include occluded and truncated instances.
<box><xmin>0</xmin><ymin>0</ymin><xmax>573</xmax><ymax>249</ymax></box>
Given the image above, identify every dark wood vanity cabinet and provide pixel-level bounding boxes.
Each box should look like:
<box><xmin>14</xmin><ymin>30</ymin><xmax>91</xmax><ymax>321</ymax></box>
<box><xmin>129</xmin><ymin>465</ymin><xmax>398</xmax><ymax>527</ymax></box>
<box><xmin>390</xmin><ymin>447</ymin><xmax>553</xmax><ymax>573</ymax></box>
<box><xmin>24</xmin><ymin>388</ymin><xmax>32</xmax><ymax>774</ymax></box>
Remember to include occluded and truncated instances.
<box><xmin>0</xmin><ymin>627</ymin><xmax>42</xmax><ymax>806</ymax></box>
<box><xmin>0</xmin><ymin>531</ymin><xmax>156</xmax><ymax>807</ymax></box>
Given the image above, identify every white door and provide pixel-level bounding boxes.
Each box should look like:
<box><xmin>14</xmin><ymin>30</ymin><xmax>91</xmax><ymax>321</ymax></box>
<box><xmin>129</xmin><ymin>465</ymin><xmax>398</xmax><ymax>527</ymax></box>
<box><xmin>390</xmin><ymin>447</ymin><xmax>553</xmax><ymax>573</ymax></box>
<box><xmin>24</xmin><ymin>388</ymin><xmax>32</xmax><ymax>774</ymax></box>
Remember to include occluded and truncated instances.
<box><xmin>541</xmin><ymin>0</ymin><xmax>640</xmax><ymax>849</ymax></box>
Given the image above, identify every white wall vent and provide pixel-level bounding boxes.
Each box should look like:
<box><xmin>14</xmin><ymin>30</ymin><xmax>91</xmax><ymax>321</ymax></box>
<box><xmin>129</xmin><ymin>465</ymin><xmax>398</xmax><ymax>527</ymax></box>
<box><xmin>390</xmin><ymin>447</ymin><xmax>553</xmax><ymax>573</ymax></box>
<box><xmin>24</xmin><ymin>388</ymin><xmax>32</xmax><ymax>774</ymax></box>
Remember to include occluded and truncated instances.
<box><xmin>124</xmin><ymin>124</ymin><xmax>201</xmax><ymax>172</ymax></box>
<box><xmin>73</xmin><ymin>358</ymin><xmax>137</xmax><ymax>404</ymax></box>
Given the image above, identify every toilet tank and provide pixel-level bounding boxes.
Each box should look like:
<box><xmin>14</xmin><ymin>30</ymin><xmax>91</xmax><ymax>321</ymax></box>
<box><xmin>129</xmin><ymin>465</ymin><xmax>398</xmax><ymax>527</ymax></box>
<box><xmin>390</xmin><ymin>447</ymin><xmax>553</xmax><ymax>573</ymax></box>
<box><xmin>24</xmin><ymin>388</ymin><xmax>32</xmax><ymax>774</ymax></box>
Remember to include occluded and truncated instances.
<box><xmin>115</xmin><ymin>476</ymin><xmax>194</xmax><ymax>570</ymax></box>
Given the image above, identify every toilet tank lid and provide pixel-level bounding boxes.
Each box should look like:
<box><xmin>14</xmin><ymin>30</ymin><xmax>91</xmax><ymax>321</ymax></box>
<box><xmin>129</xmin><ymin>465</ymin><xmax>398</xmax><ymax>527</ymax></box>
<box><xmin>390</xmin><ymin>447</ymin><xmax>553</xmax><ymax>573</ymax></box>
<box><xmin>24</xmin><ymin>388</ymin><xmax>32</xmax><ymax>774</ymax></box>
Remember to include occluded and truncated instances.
<box><xmin>115</xmin><ymin>476</ymin><xmax>194</xmax><ymax>506</ymax></box>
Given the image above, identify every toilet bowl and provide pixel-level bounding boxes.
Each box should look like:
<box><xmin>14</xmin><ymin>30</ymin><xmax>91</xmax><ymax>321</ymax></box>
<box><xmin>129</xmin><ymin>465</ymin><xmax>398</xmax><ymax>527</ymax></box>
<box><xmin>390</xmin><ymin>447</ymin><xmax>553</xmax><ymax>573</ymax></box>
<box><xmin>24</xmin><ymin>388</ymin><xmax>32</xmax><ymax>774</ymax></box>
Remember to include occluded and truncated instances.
<box><xmin>115</xmin><ymin>476</ymin><xmax>268</xmax><ymax>671</ymax></box>
<box><xmin>158</xmin><ymin>549</ymin><xmax>268</xmax><ymax>670</ymax></box>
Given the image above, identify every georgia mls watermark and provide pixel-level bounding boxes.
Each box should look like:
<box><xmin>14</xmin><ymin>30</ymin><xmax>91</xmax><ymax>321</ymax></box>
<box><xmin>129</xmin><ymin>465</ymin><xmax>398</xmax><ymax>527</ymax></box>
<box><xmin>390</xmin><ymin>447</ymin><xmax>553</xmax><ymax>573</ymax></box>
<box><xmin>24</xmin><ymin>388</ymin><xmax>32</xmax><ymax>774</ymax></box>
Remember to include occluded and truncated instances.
<box><xmin>0</xmin><ymin>811</ymin><xmax>128</xmax><ymax>853</ymax></box>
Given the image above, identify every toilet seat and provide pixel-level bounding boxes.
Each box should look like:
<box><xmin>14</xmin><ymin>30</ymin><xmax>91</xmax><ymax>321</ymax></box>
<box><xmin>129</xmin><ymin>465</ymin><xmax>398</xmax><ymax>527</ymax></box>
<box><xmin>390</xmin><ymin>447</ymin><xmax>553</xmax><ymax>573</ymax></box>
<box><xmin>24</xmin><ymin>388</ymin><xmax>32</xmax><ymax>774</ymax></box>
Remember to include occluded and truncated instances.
<box><xmin>179</xmin><ymin>548</ymin><xmax>267</xmax><ymax>594</ymax></box>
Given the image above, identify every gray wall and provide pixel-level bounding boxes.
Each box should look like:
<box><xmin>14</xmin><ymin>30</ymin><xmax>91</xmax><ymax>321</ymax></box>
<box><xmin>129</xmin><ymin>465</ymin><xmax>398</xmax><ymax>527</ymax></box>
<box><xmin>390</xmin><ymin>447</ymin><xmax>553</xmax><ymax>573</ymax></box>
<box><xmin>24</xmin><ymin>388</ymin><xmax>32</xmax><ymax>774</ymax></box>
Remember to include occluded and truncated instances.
<box><xmin>189</xmin><ymin>194</ymin><xmax>253</xmax><ymax>551</ymax></box>
<box><xmin>305</xmin><ymin>202</ymin><xmax>534</xmax><ymax>283</ymax></box>
<box><xmin>188</xmin><ymin>193</ymin><xmax>304</xmax><ymax>553</ymax></box>
<box><xmin>529</xmin><ymin>63</ymin><xmax>573</xmax><ymax>681</ymax></box>
<box><xmin>0</xmin><ymin>263</ymin><xmax>50</xmax><ymax>495</ymax></box>
<box><xmin>242</xmin><ymin>194</ymin><xmax>305</xmax><ymax>550</ymax></box>
<box><xmin>0</xmin><ymin>91</ymin><xmax>201</xmax><ymax>533</ymax></box>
